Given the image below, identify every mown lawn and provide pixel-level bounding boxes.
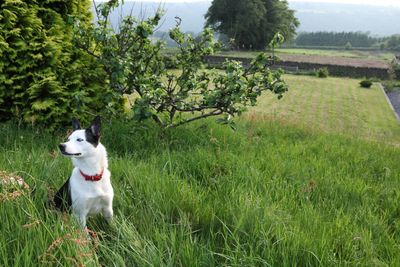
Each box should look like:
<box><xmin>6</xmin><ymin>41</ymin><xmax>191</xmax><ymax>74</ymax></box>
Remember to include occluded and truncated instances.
<box><xmin>1</xmin><ymin>75</ymin><xmax>400</xmax><ymax>266</ymax></box>
<box><xmin>248</xmin><ymin>75</ymin><xmax>400</xmax><ymax>145</ymax></box>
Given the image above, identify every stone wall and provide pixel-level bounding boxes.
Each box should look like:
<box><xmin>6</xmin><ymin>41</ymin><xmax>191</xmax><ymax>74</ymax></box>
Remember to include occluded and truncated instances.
<box><xmin>394</xmin><ymin>56</ymin><xmax>400</xmax><ymax>80</ymax></box>
<box><xmin>204</xmin><ymin>56</ymin><xmax>390</xmax><ymax>79</ymax></box>
<box><xmin>395</xmin><ymin>69</ymin><xmax>400</xmax><ymax>80</ymax></box>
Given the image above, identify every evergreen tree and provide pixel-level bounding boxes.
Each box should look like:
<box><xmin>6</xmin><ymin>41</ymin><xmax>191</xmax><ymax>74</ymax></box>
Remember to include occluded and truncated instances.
<box><xmin>205</xmin><ymin>0</ymin><xmax>299</xmax><ymax>49</ymax></box>
<box><xmin>0</xmin><ymin>0</ymin><xmax>114</xmax><ymax>129</ymax></box>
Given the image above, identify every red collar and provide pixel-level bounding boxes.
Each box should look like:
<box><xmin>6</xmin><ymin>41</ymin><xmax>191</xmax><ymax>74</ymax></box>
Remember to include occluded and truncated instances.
<box><xmin>79</xmin><ymin>169</ymin><xmax>104</xmax><ymax>181</ymax></box>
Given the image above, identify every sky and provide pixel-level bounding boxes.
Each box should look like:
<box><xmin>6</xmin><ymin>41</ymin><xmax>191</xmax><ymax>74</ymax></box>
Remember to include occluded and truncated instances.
<box><xmin>290</xmin><ymin>0</ymin><xmax>400</xmax><ymax>6</ymax></box>
<box><xmin>115</xmin><ymin>0</ymin><xmax>400</xmax><ymax>7</ymax></box>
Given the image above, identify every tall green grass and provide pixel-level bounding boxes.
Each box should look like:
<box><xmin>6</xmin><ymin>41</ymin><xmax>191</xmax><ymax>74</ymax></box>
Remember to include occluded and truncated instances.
<box><xmin>1</xmin><ymin>118</ymin><xmax>399</xmax><ymax>266</ymax></box>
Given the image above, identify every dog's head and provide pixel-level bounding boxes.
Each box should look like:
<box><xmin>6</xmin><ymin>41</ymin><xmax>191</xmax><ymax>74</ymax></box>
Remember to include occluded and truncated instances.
<box><xmin>59</xmin><ymin>116</ymin><xmax>101</xmax><ymax>158</ymax></box>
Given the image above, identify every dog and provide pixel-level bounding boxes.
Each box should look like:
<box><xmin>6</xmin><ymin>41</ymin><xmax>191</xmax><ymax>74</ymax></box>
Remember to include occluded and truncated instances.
<box><xmin>54</xmin><ymin>116</ymin><xmax>114</xmax><ymax>228</ymax></box>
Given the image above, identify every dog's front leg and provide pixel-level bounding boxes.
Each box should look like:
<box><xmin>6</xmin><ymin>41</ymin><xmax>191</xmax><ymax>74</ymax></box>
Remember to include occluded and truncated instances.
<box><xmin>79</xmin><ymin>214</ymin><xmax>87</xmax><ymax>228</ymax></box>
<box><xmin>73</xmin><ymin>210</ymin><xmax>87</xmax><ymax>228</ymax></box>
<box><xmin>102</xmin><ymin>206</ymin><xmax>113</xmax><ymax>223</ymax></box>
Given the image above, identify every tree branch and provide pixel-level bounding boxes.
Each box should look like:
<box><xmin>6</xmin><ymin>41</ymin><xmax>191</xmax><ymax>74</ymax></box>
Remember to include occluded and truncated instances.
<box><xmin>152</xmin><ymin>114</ymin><xmax>165</xmax><ymax>127</ymax></box>
<box><xmin>92</xmin><ymin>0</ymin><xmax>100</xmax><ymax>21</ymax></box>
<box><xmin>165</xmin><ymin>109</ymin><xmax>223</xmax><ymax>129</ymax></box>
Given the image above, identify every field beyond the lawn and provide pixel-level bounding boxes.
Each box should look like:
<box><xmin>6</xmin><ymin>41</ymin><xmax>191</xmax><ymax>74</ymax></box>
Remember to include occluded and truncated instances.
<box><xmin>1</xmin><ymin>75</ymin><xmax>400</xmax><ymax>266</ymax></box>
<box><xmin>218</xmin><ymin>48</ymin><xmax>395</xmax><ymax>62</ymax></box>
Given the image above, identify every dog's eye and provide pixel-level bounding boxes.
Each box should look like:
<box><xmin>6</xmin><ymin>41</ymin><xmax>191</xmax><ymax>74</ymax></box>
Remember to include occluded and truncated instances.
<box><xmin>77</xmin><ymin>138</ymin><xmax>84</xmax><ymax>142</ymax></box>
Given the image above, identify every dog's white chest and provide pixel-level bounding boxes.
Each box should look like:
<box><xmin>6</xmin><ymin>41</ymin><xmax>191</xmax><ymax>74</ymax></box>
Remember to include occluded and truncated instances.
<box><xmin>70</xmin><ymin>168</ymin><xmax>114</xmax><ymax>217</ymax></box>
<box><xmin>83</xmin><ymin>195</ymin><xmax>111</xmax><ymax>215</ymax></box>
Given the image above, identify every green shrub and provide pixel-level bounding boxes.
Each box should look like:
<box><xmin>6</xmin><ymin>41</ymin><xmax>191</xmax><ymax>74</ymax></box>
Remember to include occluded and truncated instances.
<box><xmin>382</xmin><ymin>80</ymin><xmax>400</xmax><ymax>92</ymax></box>
<box><xmin>394</xmin><ymin>63</ymin><xmax>400</xmax><ymax>79</ymax></box>
<box><xmin>0</xmin><ymin>0</ymin><xmax>118</xmax><ymax>130</ymax></box>
<box><xmin>359</xmin><ymin>79</ymin><xmax>373</xmax><ymax>88</ymax></box>
<box><xmin>316</xmin><ymin>67</ymin><xmax>329</xmax><ymax>78</ymax></box>
<box><xmin>344</xmin><ymin>41</ymin><xmax>352</xmax><ymax>50</ymax></box>
<box><xmin>162</xmin><ymin>54</ymin><xmax>178</xmax><ymax>69</ymax></box>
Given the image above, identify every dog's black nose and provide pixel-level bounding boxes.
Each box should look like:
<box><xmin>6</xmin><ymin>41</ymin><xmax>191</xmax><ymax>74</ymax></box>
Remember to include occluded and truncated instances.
<box><xmin>59</xmin><ymin>144</ymin><xmax>66</xmax><ymax>152</ymax></box>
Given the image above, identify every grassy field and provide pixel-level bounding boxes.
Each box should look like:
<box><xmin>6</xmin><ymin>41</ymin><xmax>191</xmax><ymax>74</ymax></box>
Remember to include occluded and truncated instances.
<box><xmin>276</xmin><ymin>49</ymin><xmax>395</xmax><ymax>61</ymax></box>
<box><xmin>1</xmin><ymin>75</ymin><xmax>400</xmax><ymax>266</ymax></box>
<box><xmin>218</xmin><ymin>49</ymin><xmax>395</xmax><ymax>61</ymax></box>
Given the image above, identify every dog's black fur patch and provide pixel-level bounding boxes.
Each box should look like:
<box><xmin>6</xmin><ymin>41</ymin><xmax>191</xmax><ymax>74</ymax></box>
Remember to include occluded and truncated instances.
<box><xmin>54</xmin><ymin>178</ymin><xmax>72</xmax><ymax>212</ymax></box>
<box><xmin>85</xmin><ymin>116</ymin><xmax>101</xmax><ymax>147</ymax></box>
<box><xmin>85</xmin><ymin>128</ymin><xmax>100</xmax><ymax>147</ymax></box>
<box><xmin>72</xmin><ymin>118</ymin><xmax>81</xmax><ymax>131</ymax></box>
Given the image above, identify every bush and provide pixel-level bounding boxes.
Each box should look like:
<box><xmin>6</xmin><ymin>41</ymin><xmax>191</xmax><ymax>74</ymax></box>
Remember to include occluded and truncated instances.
<box><xmin>162</xmin><ymin>54</ymin><xmax>178</xmax><ymax>69</ymax></box>
<box><xmin>0</xmin><ymin>0</ymin><xmax>118</xmax><ymax>130</ymax></box>
<box><xmin>360</xmin><ymin>79</ymin><xmax>373</xmax><ymax>88</ymax></box>
<box><xmin>395</xmin><ymin>69</ymin><xmax>400</xmax><ymax>80</ymax></box>
<box><xmin>382</xmin><ymin>80</ymin><xmax>400</xmax><ymax>92</ymax></box>
<box><xmin>316</xmin><ymin>68</ymin><xmax>329</xmax><ymax>78</ymax></box>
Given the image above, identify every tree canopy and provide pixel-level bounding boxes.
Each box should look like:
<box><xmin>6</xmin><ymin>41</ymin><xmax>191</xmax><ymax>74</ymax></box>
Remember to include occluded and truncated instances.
<box><xmin>205</xmin><ymin>0</ymin><xmax>299</xmax><ymax>50</ymax></box>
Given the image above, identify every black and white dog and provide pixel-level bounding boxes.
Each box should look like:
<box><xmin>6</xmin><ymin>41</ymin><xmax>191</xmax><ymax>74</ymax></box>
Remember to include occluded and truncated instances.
<box><xmin>54</xmin><ymin>116</ymin><xmax>114</xmax><ymax>228</ymax></box>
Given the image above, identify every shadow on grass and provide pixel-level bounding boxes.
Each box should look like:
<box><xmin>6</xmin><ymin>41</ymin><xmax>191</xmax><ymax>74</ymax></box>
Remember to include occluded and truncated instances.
<box><xmin>0</xmin><ymin>119</ymin><xmax>224</xmax><ymax>157</ymax></box>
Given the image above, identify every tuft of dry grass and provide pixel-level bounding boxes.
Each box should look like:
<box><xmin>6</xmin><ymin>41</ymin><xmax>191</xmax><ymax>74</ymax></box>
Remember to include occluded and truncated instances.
<box><xmin>38</xmin><ymin>228</ymin><xmax>99</xmax><ymax>266</ymax></box>
<box><xmin>0</xmin><ymin>171</ymin><xmax>30</xmax><ymax>202</ymax></box>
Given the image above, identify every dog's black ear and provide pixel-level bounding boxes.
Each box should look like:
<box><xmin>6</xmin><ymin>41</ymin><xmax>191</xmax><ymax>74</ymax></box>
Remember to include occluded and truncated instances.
<box><xmin>90</xmin><ymin>116</ymin><xmax>101</xmax><ymax>138</ymax></box>
<box><xmin>72</xmin><ymin>118</ymin><xmax>81</xmax><ymax>131</ymax></box>
<box><xmin>85</xmin><ymin>116</ymin><xmax>101</xmax><ymax>147</ymax></box>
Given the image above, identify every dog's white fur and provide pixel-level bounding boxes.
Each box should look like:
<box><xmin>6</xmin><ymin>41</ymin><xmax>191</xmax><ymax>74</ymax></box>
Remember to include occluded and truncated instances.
<box><xmin>60</xmin><ymin>128</ymin><xmax>114</xmax><ymax>228</ymax></box>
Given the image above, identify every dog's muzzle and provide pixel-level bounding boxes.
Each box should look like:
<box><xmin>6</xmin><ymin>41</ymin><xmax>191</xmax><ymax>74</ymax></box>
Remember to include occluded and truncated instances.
<box><xmin>59</xmin><ymin>144</ymin><xmax>82</xmax><ymax>156</ymax></box>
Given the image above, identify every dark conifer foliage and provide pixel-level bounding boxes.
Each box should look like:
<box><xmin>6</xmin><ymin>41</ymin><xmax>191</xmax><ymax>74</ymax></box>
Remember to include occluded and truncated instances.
<box><xmin>0</xmin><ymin>0</ymin><xmax>115</xmax><ymax>130</ymax></box>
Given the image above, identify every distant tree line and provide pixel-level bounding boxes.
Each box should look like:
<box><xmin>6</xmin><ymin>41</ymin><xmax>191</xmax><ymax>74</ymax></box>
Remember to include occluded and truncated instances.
<box><xmin>295</xmin><ymin>32</ymin><xmax>376</xmax><ymax>47</ymax></box>
<box><xmin>155</xmin><ymin>30</ymin><xmax>400</xmax><ymax>53</ymax></box>
<box><xmin>383</xmin><ymin>35</ymin><xmax>400</xmax><ymax>51</ymax></box>
<box><xmin>294</xmin><ymin>31</ymin><xmax>400</xmax><ymax>51</ymax></box>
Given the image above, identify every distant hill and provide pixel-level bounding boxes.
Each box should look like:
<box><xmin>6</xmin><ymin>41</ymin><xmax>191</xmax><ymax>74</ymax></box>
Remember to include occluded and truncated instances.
<box><xmin>97</xmin><ymin>1</ymin><xmax>400</xmax><ymax>36</ymax></box>
<box><xmin>292</xmin><ymin>2</ymin><xmax>400</xmax><ymax>36</ymax></box>
<box><xmin>94</xmin><ymin>1</ymin><xmax>209</xmax><ymax>33</ymax></box>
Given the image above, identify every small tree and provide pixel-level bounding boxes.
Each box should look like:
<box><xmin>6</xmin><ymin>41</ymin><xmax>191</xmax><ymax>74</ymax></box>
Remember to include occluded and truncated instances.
<box><xmin>74</xmin><ymin>0</ymin><xmax>288</xmax><ymax>129</ymax></box>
